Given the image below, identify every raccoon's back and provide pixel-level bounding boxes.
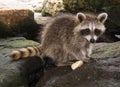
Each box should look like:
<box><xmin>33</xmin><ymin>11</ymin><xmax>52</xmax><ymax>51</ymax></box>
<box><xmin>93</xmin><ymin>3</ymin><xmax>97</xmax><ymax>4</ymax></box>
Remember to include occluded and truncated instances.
<box><xmin>41</xmin><ymin>14</ymin><xmax>79</xmax><ymax>46</ymax></box>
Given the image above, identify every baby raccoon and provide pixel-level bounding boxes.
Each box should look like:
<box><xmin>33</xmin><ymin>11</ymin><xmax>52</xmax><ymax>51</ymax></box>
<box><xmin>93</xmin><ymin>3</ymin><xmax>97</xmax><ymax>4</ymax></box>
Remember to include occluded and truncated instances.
<box><xmin>10</xmin><ymin>12</ymin><xmax>108</xmax><ymax>66</ymax></box>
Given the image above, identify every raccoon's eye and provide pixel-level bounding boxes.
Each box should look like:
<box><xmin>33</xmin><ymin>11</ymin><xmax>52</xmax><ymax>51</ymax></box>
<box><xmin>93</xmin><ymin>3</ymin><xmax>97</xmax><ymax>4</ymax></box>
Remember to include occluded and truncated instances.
<box><xmin>94</xmin><ymin>29</ymin><xmax>101</xmax><ymax>36</ymax></box>
<box><xmin>80</xmin><ymin>28</ymin><xmax>90</xmax><ymax>35</ymax></box>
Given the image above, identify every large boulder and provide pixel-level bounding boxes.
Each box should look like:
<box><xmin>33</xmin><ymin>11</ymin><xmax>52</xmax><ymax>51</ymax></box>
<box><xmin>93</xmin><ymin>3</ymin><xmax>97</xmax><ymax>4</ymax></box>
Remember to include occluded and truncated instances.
<box><xmin>0</xmin><ymin>37</ymin><xmax>44</xmax><ymax>87</ymax></box>
<box><xmin>0</xmin><ymin>9</ymin><xmax>39</xmax><ymax>40</ymax></box>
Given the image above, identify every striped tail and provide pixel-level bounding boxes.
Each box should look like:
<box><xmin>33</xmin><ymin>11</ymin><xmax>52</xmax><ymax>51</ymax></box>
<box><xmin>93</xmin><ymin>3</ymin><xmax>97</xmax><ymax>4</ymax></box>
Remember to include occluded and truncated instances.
<box><xmin>10</xmin><ymin>45</ymin><xmax>43</xmax><ymax>60</ymax></box>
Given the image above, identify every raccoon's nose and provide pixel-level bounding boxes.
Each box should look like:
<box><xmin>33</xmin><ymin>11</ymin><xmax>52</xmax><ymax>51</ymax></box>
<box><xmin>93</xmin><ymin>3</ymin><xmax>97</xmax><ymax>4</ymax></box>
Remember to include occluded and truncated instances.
<box><xmin>90</xmin><ymin>39</ymin><xmax>95</xmax><ymax>43</ymax></box>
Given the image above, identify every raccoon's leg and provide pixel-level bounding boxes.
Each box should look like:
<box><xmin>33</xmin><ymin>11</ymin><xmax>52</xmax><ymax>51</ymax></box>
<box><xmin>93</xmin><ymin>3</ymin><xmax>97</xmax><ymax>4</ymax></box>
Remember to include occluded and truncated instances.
<box><xmin>55</xmin><ymin>52</ymin><xmax>72</xmax><ymax>66</ymax></box>
<box><xmin>79</xmin><ymin>44</ymin><xmax>93</xmax><ymax>62</ymax></box>
<box><xmin>56</xmin><ymin>53</ymin><xmax>77</xmax><ymax>66</ymax></box>
<box><xmin>46</xmin><ymin>46</ymin><xmax>74</xmax><ymax>66</ymax></box>
<box><xmin>44</xmin><ymin>45</ymin><xmax>63</xmax><ymax>66</ymax></box>
<box><xmin>81</xmin><ymin>50</ymin><xmax>90</xmax><ymax>62</ymax></box>
<box><xmin>70</xmin><ymin>48</ymin><xmax>90</xmax><ymax>62</ymax></box>
<box><xmin>86</xmin><ymin>44</ymin><xmax>93</xmax><ymax>58</ymax></box>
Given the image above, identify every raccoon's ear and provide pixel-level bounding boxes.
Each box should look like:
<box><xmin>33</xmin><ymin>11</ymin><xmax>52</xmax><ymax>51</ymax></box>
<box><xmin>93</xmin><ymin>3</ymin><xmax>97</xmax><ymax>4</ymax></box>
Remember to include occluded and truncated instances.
<box><xmin>97</xmin><ymin>13</ymin><xmax>108</xmax><ymax>23</ymax></box>
<box><xmin>77</xmin><ymin>12</ymin><xmax>86</xmax><ymax>22</ymax></box>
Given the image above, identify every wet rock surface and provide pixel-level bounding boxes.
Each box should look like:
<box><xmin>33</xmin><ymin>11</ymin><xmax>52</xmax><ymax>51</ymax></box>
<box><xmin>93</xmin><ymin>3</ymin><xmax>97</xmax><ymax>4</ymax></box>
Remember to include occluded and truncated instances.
<box><xmin>0</xmin><ymin>37</ymin><xmax>120</xmax><ymax>87</ymax></box>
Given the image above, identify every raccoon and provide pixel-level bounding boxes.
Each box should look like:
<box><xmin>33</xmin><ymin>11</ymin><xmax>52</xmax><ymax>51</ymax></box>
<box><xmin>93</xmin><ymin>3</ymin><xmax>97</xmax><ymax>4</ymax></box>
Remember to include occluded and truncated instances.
<box><xmin>10</xmin><ymin>12</ymin><xmax>108</xmax><ymax>66</ymax></box>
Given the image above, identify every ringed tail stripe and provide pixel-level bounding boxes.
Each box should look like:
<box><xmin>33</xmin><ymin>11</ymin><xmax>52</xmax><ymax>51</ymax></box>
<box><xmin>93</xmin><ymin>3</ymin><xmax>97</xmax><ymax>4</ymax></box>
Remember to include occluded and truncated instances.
<box><xmin>32</xmin><ymin>46</ymin><xmax>40</xmax><ymax>56</ymax></box>
<box><xmin>26</xmin><ymin>47</ymin><xmax>36</xmax><ymax>57</ymax></box>
<box><xmin>10</xmin><ymin>46</ymin><xmax>43</xmax><ymax>60</ymax></box>
<box><xmin>19</xmin><ymin>48</ymin><xmax>29</xmax><ymax>58</ymax></box>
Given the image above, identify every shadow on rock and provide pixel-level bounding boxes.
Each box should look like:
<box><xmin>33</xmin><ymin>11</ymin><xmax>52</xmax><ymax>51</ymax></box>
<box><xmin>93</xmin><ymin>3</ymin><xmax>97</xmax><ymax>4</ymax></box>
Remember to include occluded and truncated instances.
<box><xmin>36</xmin><ymin>57</ymin><xmax>120</xmax><ymax>87</ymax></box>
<box><xmin>19</xmin><ymin>56</ymin><xmax>44</xmax><ymax>87</ymax></box>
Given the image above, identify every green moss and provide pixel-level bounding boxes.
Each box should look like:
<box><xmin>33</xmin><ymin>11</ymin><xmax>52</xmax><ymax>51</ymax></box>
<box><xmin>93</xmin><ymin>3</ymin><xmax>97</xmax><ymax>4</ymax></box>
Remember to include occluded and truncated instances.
<box><xmin>0</xmin><ymin>37</ymin><xmax>39</xmax><ymax>48</ymax></box>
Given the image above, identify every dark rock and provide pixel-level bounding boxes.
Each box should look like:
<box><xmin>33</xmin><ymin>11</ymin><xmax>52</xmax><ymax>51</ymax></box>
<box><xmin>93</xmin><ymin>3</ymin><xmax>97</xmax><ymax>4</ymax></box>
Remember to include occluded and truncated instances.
<box><xmin>0</xmin><ymin>37</ymin><xmax>44</xmax><ymax>87</ymax></box>
<box><xmin>36</xmin><ymin>41</ymin><xmax>120</xmax><ymax>87</ymax></box>
<box><xmin>37</xmin><ymin>61</ymin><xmax>120</xmax><ymax>87</ymax></box>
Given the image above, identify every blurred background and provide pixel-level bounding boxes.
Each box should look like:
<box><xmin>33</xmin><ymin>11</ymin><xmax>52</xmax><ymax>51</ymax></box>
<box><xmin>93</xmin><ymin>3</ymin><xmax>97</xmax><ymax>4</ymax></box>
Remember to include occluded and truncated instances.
<box><xmin>0</xmin><ymin>0</ymin><xmax>120</xmax><ymax>42</ymax></box>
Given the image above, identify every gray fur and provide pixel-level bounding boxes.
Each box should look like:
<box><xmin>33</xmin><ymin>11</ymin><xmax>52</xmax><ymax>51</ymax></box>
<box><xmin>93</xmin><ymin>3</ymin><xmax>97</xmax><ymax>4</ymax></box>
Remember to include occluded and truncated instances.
<box><xmin>39</xmin><ymin>12</ymin><xmax>108</xmax><ymax>66</ymax></box>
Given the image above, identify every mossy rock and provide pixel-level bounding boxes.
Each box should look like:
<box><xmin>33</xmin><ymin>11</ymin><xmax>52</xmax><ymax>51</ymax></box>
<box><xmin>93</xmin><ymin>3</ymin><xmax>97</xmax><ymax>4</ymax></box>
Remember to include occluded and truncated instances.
<box><xmin>0</xmin><ymin>37</ymin><xmax>43</xmax><ymax>87</ymax></box>
<box><xmin>92</xmin><ymin>41</ymin><xmax>120</xmax><ymax>58</ymax></box>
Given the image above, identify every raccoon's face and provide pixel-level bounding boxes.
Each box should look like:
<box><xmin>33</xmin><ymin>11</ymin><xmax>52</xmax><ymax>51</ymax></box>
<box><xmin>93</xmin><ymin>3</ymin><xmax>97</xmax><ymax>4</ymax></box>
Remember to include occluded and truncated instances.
<box><xmin>79</xmin><ymin>22</ymin><xmax>106</xmax><ymax>43</ymax></box>
<box><xmin>74</xmin><ymin>12</ymin><xmax>108</xmax><ymax>43</ymax></box>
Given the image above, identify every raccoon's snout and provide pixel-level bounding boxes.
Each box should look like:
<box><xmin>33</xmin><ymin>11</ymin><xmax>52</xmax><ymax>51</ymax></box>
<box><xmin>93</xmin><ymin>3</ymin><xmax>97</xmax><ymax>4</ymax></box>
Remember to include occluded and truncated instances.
<box><xmin>90</xmin><ymin>39</ymin><xmax>95</xmax><ymax>43</ymax></box>
<box><xmin>84</xmin><ymin>36</ymin><xmax>96</xmax><ymax>43</ymax></box>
